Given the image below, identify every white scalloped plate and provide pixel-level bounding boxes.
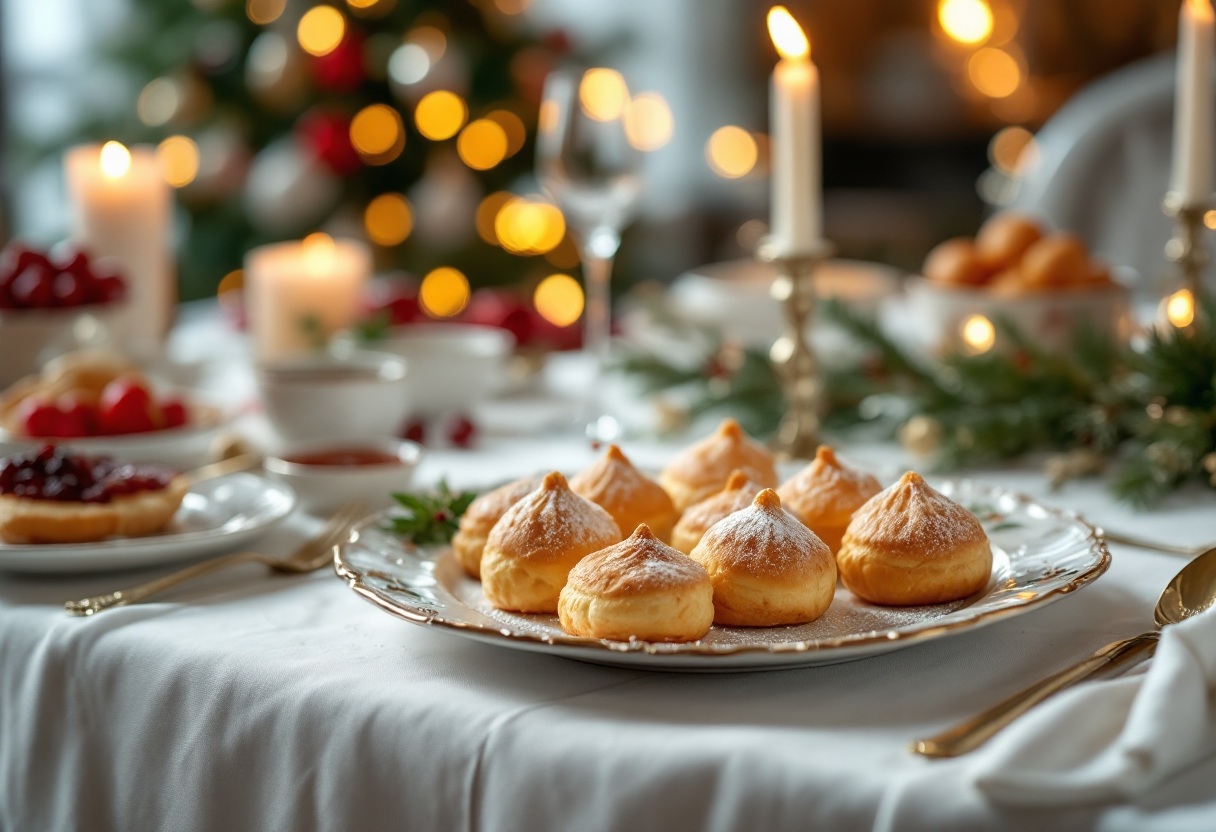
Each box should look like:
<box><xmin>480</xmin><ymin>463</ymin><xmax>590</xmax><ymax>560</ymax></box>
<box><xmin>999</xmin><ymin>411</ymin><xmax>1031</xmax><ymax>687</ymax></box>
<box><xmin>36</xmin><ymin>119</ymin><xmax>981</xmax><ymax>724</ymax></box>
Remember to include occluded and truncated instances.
<box><xmin>335</xmin><ymin>479</ymin><xmax>1109</xmax><ymax>672</ymax></box>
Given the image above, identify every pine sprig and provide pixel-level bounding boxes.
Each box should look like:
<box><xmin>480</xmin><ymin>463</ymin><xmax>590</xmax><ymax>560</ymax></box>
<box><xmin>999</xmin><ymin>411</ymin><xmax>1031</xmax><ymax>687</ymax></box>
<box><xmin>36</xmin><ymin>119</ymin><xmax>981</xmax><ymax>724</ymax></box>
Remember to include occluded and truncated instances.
<box><xmin>385</xmin><ymin>482</ymin><xmax>477</xmax><ymax>545</ymax></box>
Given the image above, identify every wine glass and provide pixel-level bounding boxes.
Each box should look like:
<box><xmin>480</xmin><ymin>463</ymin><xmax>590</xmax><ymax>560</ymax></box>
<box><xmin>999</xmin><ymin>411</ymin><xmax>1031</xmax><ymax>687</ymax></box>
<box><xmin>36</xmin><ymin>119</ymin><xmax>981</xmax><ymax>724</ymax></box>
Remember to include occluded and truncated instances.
<box><xmin>536</xmin><ymin>67</ymin><xmax>643</xmax><ymax>442</ymax></box>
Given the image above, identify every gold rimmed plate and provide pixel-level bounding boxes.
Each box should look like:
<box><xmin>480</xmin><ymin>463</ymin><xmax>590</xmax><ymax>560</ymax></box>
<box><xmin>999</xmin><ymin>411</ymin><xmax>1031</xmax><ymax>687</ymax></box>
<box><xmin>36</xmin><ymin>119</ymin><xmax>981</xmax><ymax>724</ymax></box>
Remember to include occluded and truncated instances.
<box><xmin>334</xmin><ymin>480</ymin><xmax>1109</xmax><ymax>672</ymax></box>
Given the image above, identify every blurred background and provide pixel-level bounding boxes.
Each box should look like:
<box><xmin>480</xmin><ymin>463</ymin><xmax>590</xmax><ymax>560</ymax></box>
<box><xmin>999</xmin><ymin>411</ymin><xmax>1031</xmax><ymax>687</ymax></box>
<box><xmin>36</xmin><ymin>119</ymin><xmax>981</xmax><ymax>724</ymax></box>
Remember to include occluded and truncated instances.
<box><xmin>0</xmin><ymin>0</ymin><xmax>1185</xmax><ymax>304</ymax></box>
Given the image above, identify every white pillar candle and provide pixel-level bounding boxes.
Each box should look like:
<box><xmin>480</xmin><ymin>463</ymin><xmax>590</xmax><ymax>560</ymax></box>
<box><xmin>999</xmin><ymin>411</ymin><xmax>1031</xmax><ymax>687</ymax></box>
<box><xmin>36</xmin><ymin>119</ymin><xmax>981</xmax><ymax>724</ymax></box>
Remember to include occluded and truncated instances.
<box><xmin>767</xmin><ymin>6</ymin><xmax>821</xmax><ymax>256</ymax></box>
<box><xmin>1171</xmin><ymin>0</ymin><xmax>1216</xmax><ymax>206</ymax></box>
<box><xmin>65</xmin><ymin>142</ymin><xmax>174</xmax><ymax>359</ymax></box>
<box><xmin>245</xmin><ymin>233</ymin><xmax>371</xmax><ymax>360</ymax></box>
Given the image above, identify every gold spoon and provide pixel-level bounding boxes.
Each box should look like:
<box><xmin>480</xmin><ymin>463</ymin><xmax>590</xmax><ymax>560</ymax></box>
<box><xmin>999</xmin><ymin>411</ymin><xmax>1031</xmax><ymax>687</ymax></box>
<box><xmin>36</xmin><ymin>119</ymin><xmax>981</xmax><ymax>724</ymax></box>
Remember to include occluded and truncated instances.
<box><xmin>912</xmin><ymin>545</ymin><xmax>1216</xmax><ymax>758</ymax></box>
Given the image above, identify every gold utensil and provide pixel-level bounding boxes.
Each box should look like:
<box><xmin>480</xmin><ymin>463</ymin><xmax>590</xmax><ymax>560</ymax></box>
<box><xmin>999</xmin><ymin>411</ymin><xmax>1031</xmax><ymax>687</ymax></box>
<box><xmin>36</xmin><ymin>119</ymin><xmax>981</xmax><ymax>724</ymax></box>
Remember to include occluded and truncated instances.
<box><xmin>912</xmin><ymin>545</ymin><xmax>1216</xmax><ymax>758</ymax></box>
<box><xmin>186</xmin><ymin>452</ymin><xmax>261</xmax><ymax>485</ymax></box>
<box><xmin>64</xmin><ymin>501</ymin><xmax>365</xmax><ymax>617</ymax></box>
<box><xmin>1099</xmin><ymin>528</ymin><xmax>1214</xmax><ymax>558</ymax></box>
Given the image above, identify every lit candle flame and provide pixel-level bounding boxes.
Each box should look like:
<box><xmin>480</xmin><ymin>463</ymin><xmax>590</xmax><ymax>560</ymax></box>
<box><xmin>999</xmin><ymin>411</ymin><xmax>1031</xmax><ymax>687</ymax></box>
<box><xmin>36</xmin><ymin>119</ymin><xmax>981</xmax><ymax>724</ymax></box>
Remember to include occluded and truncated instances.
<box><xmin>100</xmin><ymin>141</ymin><xmax>132</xmax><ymax>180</ymax></box>
<box><xmin>1167</xmin><ymin>289</ymin><xmax>1195</xmax><ymax>328</ymax></box>
<box><xmin>301</xmin><ymin>232</ymin><xmax>337</xmax><ymax>278</ymax></box>
<box><xmin>938</xmin><ymin>0</ymin><xmax>994</xmax><ymax>45</ymax></box>
<box><xmin>1188</xmin><ymin>0</ymin><xmax>1214</xmax><ymax>21</ymax></box>
<box><xmin>767</xmin><ymin>6</ymin><xmax>809</xmax><ymax>60</ymax></box>
<box><xmin>961</xmin><ymin>314</ymin><xmax>996</xmax><ymax>353</ymax></box>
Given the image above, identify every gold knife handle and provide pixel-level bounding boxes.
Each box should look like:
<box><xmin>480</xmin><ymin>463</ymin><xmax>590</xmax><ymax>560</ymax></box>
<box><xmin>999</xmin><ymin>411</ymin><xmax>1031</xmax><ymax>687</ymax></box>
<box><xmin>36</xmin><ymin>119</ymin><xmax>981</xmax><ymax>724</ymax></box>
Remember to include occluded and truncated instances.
<box><xmin>64</xmin><ymin>550</ymin><xmax>262</xmax><ymax>616</ymax></box>
<box><xmin>911</xmin><ymin>632</ymin><xmax>1161</xmax><ymax>758</ymax></box>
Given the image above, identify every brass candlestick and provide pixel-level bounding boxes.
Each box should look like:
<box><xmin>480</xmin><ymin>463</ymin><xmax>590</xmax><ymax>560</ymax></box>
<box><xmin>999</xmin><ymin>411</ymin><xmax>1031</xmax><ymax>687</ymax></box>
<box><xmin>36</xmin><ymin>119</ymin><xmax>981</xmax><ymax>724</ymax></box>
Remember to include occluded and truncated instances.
<box><xmin>758</xmin><ymin>239</ymin><xmax>835</xmax><ymax>462</ymax></box>
<box><xmin>1163</xmin><ymin>192</ymin><xmax>1212</xmax><ymax>297</ymax></box>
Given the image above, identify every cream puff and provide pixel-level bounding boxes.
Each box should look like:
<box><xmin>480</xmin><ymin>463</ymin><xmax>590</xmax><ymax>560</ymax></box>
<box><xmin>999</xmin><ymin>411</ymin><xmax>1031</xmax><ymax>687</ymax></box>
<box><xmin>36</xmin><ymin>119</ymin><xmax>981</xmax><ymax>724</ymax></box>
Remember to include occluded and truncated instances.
<box><xmin>836</xmin><ymin>471</ymin><xmax>992</xmax><ymax>606</ymax></box>
<box><xmin>669</xmin><ymin>470</ymin><xmax>763</xmax><ymax>555</ymax></box>
<box><xmin>480</xmin><ymin>471</ymin><xmax>622</xmax><ymax>613</ymax></box>
<box><xmin>777</xmin><ymin>446</ymin><xmax>881</xmax><ymax>553</ymax></box>
<box><xmin>570</xmin><ymin>445</ymin><xmax>678</xmax><ymax>543</ymax></box>
<box><xmin>659</xmin><ymin>418</ymin><xmax>778</xmax><ymax>512</ymax></box>
<box><xmin>689</xmin><ymin>489</ymin><xmax>836</xmax><ymax>627</ymax></box>
<box><xmin>452</xmin><ymin>476</ymin><xmax>539</xmax><ymax>579</ymax></box>
<box><xmin>558</xmin><ymin>524</ymin><xmax>714</xmax><ymax>643</ymax></box>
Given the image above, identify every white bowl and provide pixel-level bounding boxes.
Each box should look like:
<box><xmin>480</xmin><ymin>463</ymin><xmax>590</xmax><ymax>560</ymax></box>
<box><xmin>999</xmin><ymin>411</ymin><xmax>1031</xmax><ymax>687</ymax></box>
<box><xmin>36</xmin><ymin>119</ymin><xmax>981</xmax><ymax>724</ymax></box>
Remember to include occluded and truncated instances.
<box><xmin>257</xmin><ymin>350</ymin><xmax>410</xmax><ymax>441</ymax></box>
<box><xmin>264</xmin><ymin>437</ymin><xmax>422</xmax><ymax>514</ymax></box>
<box><xmin>0</xmin><ymin>304</ymin><xmax>125</xmax><ymax>389</ymax></box>
<box><xmin>355</xmin><ymin>324</ymin><xmax>514</xmax><ymax>417</ymax></box>
<box><xmin>905</xmin><ymin>276</ymin><xmax>1133</xmax><ymax>354</ymax></box>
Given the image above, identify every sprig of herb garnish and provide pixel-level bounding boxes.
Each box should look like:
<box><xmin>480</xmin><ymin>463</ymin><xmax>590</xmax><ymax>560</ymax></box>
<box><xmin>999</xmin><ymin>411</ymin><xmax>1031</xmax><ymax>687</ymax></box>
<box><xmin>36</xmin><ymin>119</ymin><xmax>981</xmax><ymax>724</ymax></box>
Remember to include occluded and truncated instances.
<box><xmin>386</xmin><ymin>481</ymin><xmax>477</xmax><ymax>545</ymax></box>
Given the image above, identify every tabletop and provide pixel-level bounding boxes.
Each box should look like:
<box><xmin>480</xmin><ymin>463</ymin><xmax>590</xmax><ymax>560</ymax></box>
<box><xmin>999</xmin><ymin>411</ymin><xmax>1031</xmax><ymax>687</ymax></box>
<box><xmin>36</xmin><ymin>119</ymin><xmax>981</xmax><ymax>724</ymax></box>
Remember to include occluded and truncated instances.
<box><xmin>2</xmin><ymin>311</ymin><xmax>1216</xmax><ymax>832</ymax></box>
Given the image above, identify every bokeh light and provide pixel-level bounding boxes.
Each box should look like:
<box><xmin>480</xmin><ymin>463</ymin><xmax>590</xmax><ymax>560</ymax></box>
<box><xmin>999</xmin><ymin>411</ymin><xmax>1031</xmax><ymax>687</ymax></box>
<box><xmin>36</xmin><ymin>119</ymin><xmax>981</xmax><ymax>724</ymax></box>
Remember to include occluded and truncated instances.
<box><xmin>246</xmin><ymin>0</ymin><xmax>287</xmax><ymax>25</ymax></box>
<box><xmin>938</xmin><ymin>0</ymin><xmax>993</xmax><ymax>45</ymax></box>
<box><xmin>706</xmin><ymin>126</ymin><xmax>757</xmax><ymax>179</ymax></box>
<box><xmin>766</xmin><ymin>6</ymin><xmax>810</xmax><ymax>59</ymax></box>
<box><xmin>961</xmin><ymin>314</ymin><xmax>996</xmax><ymax>353</ymax></box>
<box><xmin>457</xmin><ymin>119</ymin><xmax>508</xmax><ymax>170</ymax></box>
<box><xmin>350</xmin><ymin>103</ymin><xmax>404</xmax><ymax>162</ymax></box>
<box><xmin>534</xmin><ymin>274</ymin><xmax>584</xmax><ymax>327</ymax></box>
<box><xmin>419</xmin><ymin>267</ymin><xmax>470</xmax><ymax>317</ymax></box>
<box><xmin>494</xmin><ymin>0</ymin><xmax>531</xmax><ymax>13</ymax></box>
<box><xmin>495</xmin><ymin>196</ymin><xmax>566</xmax><ymax>255</ymax></box>
<box><xmin>968</xmin><ymin>47</ymin><xmax>1021</xmax><ymax>98</ymax></box>
<box><xmin>100</xmin><ymin>141</ymin><xmax>131</xmax><ymax>179</ymax></box>
<box><xmin>1167</xmin><ymin>289</ymin><xmax>1195</xmax><ymax>328</ymax></box>
<box><xmin>297</xmin><ymin>6</ymin><xmax>345</xmax><ymax>57</ymax></box>
<box><xmin>157</xmin><ymin>135</ymin><xmax>200</xmax><ymax>187</ymax></box>
<box><xmin>624</xmin><ymin>92</ymin><xmax>674</xmax><ymax>151</ymax></box>
<box><xmin>1205</xmin><ymin>210</ymin><xmax>1216</xmax><ymax>230</ymax></box>
<box><xmin>302</xmin><ymin>232</ymin><xmax>337</xmax><ymax>277</ymax></box>
<box><xmin>414</xmin><ymin>90</ymin><xmax>468</xmax><ymax>140</ymax></box>
<box><xmin>138</xmin><ymin>78</ymin><xmax>181</xmax><ymax>127</ymax></box>
<box><xmin>364</xmin><ymin>193</ymin><xmax>413</xmax><ymax>246</ymax></box>
<box><xmin>476</xmin><ymin>191</ymin><xmax>515</xmax><ymax>245</ymax></box>
<box><xmin>989</xmin><ymin>126</ymin><xmax>1037</xmax><ymax>175</ymax></box>
<box><xmin>485</xmin><ymin>109</ymin><xmax>527</xmax><ymax>157</ymax></box>
<box><xmin>579</xmin><ymin>68</ymin><xmax>628</xmax><ymax>122</ymax></box>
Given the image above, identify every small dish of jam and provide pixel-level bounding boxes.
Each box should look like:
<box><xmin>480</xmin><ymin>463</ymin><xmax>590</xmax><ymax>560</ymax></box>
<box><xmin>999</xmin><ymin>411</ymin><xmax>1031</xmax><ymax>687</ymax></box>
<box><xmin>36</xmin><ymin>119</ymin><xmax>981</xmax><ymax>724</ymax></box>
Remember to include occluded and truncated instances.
<box><xmin>264</xmin><ymin>437</ymin><xmax>422</xmax><ymax>514</ymax></box>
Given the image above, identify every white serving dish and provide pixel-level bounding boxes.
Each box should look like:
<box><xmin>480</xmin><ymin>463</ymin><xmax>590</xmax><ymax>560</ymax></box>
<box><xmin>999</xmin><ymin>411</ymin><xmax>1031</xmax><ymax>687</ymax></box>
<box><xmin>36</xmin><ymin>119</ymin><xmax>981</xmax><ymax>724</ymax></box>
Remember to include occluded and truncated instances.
<box><xmin>264</xmin><ymin>437</ymin><xmax>423</xmax><ymax>514</ymax></box>
<box><xmin>0</xmin><ymin>303</ymin><xmax>126</xmax><ymax>388</ymax></box>
<box><xmin>347</xmin><ymin>323</ymin><xmax>514</xmax><ymax>417</ymax></box>
<box><xmin>905</xmin><ymin>276</ymin><xmax>1133</xmax><ymax>354</ymax></box>
<box><xmin>0</xmin><ymin>472</ymin><xmax>296</xmax><ymax>574</ymax></box>
<box><xmin>256</xmin><ymin>350</ymin><xmax>410</xmax><ymax>441</ymax></box>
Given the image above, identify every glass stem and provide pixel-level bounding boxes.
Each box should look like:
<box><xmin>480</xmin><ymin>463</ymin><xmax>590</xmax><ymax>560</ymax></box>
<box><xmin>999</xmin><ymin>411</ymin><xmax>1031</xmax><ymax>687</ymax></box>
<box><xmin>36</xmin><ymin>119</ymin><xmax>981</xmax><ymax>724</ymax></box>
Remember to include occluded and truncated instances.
<box><xmin>582</xmin><ymin>252</ymin><xmax>613</xmax><ymax>372</ymax></box>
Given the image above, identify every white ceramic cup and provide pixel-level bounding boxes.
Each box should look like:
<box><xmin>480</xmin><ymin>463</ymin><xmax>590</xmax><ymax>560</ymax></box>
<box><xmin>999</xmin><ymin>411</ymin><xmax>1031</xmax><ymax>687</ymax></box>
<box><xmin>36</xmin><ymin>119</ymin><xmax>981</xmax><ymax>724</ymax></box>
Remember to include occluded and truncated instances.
<box><xmin>263</xmin><ymin>436</ymin><xmax>422</xmax><ymax>514</ymax></box>
<box><xmin>256</xmin><ymin>350</ymin><xmax>409</xmax><ymax>441</ymax></box>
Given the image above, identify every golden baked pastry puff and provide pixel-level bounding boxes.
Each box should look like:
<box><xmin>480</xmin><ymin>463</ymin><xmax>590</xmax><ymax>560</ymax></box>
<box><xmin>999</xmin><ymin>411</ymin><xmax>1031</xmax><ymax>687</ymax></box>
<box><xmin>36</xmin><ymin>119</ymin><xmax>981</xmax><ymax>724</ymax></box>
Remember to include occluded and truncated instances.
<box><xmin>570</xmin><ymin>445</ymin><xmax>678</xmax><ymax>544</ymax></box>
<box><xmin>558</xmin><ymin>524</ymin><xmax>714</xmax><ymax>643</ymax></box>
<box><xmin>690</xmin><ymin>489</ymin><xmax>835</xmax><ymax>627</ymax></box>
<box><xmin>669</xmin><ymin>470</ymin><xmax>762</xmax><ymax>555</ymax></box>
<box><xmin>659</xmin><ymin>418</ymin><xmax>778</xmax><ymax>513</ymax></box>
<box><xmin>836</xmin><ymin>472</ymin><xmax>992</xmax><ymax>606</ymax></box>
<box><xmin>480</xmin><ymin>471</ymin><xmax>622</xmax><ymax>613</ymax></box>
<box><xmin>452</xmin><ymin>476</ymin><xmax>539</xmax><ymax>579</ymax></box>
<box><xmin>777</xmin><ymin>446</ymin><xmax>881</xmax><ymax>553</ymax></box>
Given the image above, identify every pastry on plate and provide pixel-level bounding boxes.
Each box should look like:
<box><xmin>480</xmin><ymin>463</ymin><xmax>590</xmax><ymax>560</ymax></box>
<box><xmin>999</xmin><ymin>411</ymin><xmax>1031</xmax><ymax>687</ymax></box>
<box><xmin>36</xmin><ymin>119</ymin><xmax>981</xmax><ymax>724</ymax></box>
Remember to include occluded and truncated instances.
<box><xmin>777</xmin><ymin>446</ymin><xmax>881</xmax><ymax>553</ymax></box>
<box><xmin>558</xmin><ymin>524</ymin><xmax>713</xmax><ymax>643</ymax></box>
<box><xmin>836</xmin><ymin>471</ymin><xmax>992</xmax><ymax>606</ymax></box>
<box><xmin>689</xmin><ymin>489</ymin><xmax>835</xmax><ymax>627</ymax></box>
<box><xmin>452</xmin><ymin>476</ymin><xmax>539</xmax><ymax>579</ymax></box>
<box><xmin>480</xmin><ymin>471</ymin><xmax>622</xmax><ymax>613</ymax></box>
<box><xmin>570</xmin><ymin>444</ymin><xmax>677</xmax><ymax>543</ymax></box>
<box><xmin>0</xmin><ymin>445</ymin><xmax>187</xmax><ymax>544</ymax></box>
<box><xmin>669</xmin><ymin>470</ymin><xmax>762</xmax><ymax>555</ymax></box>
<box><xmin>659</xmin><ymin>418</ymin><xmax>778</xmax><ymax>513</ymax></box>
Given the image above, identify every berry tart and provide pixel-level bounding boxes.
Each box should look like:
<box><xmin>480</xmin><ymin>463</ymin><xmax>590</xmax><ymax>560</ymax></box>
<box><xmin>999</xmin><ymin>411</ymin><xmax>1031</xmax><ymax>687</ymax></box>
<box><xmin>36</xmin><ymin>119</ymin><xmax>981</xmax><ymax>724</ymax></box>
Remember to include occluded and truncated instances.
<box><xmin>0</xmin><ymin>445</ymin><xmax>188</xmax><ymax>544</ymax></box>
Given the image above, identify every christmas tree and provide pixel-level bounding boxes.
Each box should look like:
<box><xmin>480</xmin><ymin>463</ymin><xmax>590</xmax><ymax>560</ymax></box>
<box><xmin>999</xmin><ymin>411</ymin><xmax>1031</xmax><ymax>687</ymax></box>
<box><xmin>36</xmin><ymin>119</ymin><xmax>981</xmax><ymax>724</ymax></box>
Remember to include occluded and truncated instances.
<box><xmin>50</xmin><ymin>0</ymin><xmax>576</xmax><ymax>303</ymax></box>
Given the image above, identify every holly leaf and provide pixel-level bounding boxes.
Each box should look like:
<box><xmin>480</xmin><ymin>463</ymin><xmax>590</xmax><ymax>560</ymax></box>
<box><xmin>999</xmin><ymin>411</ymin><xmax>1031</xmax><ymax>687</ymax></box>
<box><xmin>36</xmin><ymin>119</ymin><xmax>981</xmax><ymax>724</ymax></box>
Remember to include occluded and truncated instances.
<box><xmin>385</xmin><ymin>480</ymin><xmax>478</xmax><ymax>545</ymax></box>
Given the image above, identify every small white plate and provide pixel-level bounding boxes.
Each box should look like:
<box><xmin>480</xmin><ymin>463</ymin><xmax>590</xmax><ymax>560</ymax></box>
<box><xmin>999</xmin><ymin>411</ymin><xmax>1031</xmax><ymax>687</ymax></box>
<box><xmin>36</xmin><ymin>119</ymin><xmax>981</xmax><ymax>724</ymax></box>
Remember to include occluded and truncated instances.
<box><xmin>0</xmin><ymin>472</ymin><xmax>297</xmax><ymax>573</ymax></box>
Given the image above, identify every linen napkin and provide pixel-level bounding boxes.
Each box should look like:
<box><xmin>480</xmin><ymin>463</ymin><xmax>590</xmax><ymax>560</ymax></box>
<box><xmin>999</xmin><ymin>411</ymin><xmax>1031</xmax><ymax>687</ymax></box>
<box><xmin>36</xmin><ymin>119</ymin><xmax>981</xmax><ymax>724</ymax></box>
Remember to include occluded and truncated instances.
<box><xmin>971</xmin><ymin>606</ymin><xmax>1216</xmax><ymax>806</ymax></box>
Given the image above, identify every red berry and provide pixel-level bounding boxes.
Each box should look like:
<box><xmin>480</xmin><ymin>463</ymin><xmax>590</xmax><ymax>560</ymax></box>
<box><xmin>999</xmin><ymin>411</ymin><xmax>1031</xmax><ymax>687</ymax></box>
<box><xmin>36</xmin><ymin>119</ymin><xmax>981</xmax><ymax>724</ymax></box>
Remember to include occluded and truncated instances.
<box><xmin>0</xmin><ymin>244</ymin><xmax>47</xmax><ymax>286</ymax></box>
<box><xmin>49</xmin><ymin>242</ymin><xmax>91</xmax><ymax>274</ymax></box>
<box><xmin>56</xmin><ymin>395</ymin><xmax>98</xmax><ymax>437</ymax></box>
<box><xmin>9</xmin><ymin>260</ymin><xmax>56</xmax><ymax>308</ymax></box>
<box><xmin>52</xmin><ymin>270</ymin><xmax>90</xmax><ymax>307</ymax></box>
<box><xmin>446</xmin><ymin>415</ymin><xmax>476</xmax><ymax>449</ymax></box>
<box><xmin>20</xmin><ymin>400</ymin><xmax>64</xmax><ymax>438</ymax></box>
<box><xmin>161</xmin><ymin>398</ymin><xmax>188</xmax><ymax>429</ymax></box>
<box><xmin>98</xmin><ymin>378</ymin><xmax>156</xmax><ymax>434</ymax></box>
<box><xmin>400</xmin><ymin>419</ymin><xmax>426</xmax><ymax>444</ymax></box>
<box><xmin>94</xmin><ymin>274</ymin><xmax>126</xmax><ymax>304</ymax></box>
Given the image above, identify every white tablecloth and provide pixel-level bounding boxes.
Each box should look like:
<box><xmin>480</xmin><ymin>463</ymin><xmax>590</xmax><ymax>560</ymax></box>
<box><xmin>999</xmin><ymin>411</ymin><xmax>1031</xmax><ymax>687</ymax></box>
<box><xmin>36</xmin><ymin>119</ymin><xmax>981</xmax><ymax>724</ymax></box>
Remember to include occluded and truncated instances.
<box><xmin>3</xmin><ymin>312</ymin><xmax>1216</xmax><ymax>831</ymax></box>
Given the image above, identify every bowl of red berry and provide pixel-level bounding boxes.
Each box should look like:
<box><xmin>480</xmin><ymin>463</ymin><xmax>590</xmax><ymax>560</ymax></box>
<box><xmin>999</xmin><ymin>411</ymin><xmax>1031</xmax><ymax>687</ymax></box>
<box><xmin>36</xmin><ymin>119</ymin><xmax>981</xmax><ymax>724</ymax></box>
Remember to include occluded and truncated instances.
<box><xmin>0</xmin><ymin>349</ymin><xmax>227</xmax><ymax>466</ymax></box>
<box><xmin>0</xmin><ymin>243</ymin><xmax>128</xmax><ymax>388</ymax></box>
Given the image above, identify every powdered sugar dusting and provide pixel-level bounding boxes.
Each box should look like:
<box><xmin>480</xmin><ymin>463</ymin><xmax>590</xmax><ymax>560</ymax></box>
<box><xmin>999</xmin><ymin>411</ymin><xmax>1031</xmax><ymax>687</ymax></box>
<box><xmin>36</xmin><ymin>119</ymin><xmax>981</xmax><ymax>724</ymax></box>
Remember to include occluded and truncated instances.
<box><xmin>460</xmin><ymin>476</ymin><xmax>539</xmax><ymax>528</ymax></box>
<box><xmin>844</xmin><ymin>472</ymin><xmax>986</xmax><ymax>557</ymax></box>
<box><xmin>568</xmin><ymin>526</ymin><xmax>708</xmax><ymax>598</ymax></box>
<box><xmin>485</xmin><ymin>471</ymin><xmax>621</xmax><ymax>561</ymax></box>
<box><xmin>695</xmin><ymin>489</ymin><xmax>830</xmax><ymax>577</ymax></box>
<box><xmin>778</xmin><ymin>447</ymin><xmax>881</xmax><ymax>518</ymax></box>
<box><xmin>673</xmin><ymin>475</ymin><xmax>762</xmax><ymax>539</ymax></box>
<box><xmin>570</xmin><ymin>446</ymin><xmax>671</xmax><ymax>520</ymax></box>
<box><xmin>662</xmin><ymin>418</ymin><xmax>777</xmax><ymax>488</ymax></box>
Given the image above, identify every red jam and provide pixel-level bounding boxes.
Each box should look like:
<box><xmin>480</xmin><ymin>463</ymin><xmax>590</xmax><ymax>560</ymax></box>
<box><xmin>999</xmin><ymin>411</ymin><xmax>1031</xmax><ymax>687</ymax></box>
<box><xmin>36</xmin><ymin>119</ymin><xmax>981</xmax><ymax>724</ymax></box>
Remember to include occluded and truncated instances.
<box><xmin>0</xmin><ymin>445</ymin><xmax>176</xmax><ymax>503</ymax></box>
<box><xmin>282</xmin><ymin>448</ymin><xmax>402</xmax><ymax>467</ymax></box>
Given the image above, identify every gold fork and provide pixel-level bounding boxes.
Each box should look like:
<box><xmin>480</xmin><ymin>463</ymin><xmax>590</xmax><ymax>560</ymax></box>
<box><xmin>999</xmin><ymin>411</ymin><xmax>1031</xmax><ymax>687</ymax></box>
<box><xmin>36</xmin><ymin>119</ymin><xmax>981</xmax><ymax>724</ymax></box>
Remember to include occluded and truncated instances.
<box><xmin>64</xmin><ymin>501</ymin><xmax>365</xmax><ymax>616</ymax></box>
